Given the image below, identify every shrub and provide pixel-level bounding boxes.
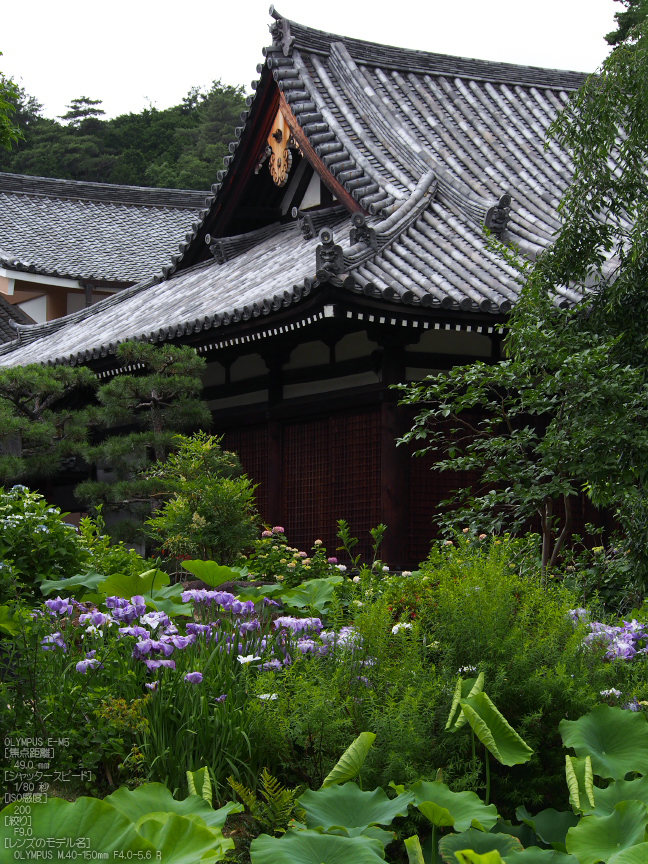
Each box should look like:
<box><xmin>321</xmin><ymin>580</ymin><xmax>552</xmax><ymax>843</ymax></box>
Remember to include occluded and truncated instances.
<box><xmin>143</xmin><ymin>433</ymin><xmax>259</xmax><ymax>565</ymax></box>
<box><xmin>0</xmin><ymin>485</ymin><xmax>89</xmax><ymax>602</ymax></box>
<box><xmin>409</xmin><ymin>533</ymin><xmax>609</xmax><ymax>814</ymax></box>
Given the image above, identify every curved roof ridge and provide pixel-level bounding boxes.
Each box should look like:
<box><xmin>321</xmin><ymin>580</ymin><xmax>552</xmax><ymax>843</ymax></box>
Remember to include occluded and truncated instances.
<box><xmin>0</xmin><ymin>171</ymin><xmax>211</xmax><ymax>211</ymax></box>
<box><xmin>274</xmin><ymin>9</ymin><xmax>589</xmax><ymax>91</ymax></box>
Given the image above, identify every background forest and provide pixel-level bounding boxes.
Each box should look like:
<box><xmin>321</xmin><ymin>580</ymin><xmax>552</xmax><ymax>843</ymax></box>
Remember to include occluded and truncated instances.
<box><xmin>0</xmin><ymin>82</ymin><xmax>247</xmax><ymax>189</ymax></box>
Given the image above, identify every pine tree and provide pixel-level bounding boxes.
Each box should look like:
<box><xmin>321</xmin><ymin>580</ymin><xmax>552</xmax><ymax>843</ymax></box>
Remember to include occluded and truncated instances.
<box><xmin>0</xmin><ymin>363</ymin><xmax>96</xmax><ymax>481</ymax></box>
<box><xmin>75</xmin><ymin>341</ymin><xmax>210</xmax><ymax>541</ymax></box>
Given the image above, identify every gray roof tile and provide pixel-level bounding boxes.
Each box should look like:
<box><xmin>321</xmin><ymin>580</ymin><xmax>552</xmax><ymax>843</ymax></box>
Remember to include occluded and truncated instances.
<box><xmin>0</xmin><ymin>173</ymin><xmax>209</xmax><ymax>283</ymax></box>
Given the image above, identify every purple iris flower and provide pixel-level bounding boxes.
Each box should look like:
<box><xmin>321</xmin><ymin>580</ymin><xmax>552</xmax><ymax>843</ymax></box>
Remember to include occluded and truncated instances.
<box><xmin>296</xmin><ymin>639</ymin><xmax>317</xmax><ymax>654</ymax></box>
<box><xmin>45</xmin><ymin>597</ymin><xmax>74</xmax><ymax>616</ymax></box>
<box><xmin>187</xmin><ymin>623</ymin><xmax>212</xmax><ymax>636</ymax></box>
<box><xmin>262</xmin><ymin>659</ymin><xmax>282</xmax><ymax>671</ymax></box>
<box><xmin>214</xmin><ymin>694</ymin><xmax>227</xmax><ymax>703</ymax></box>
<box><xmin>106</xmin><ymin>597</ymin><xmax>129</xmax><ymax>610</ymax></box>
<box><xmin>263</xmin><ymin>597</ymin><xmax>280</xmax><ymax>607</ymax></box>
<box><xmin>171</xmin><ymin>634</ymin><xmax>195</xmax><ymax>649</ymax></box>
<box><xmin>184</xmin><ymin>671</ymin><xmax>203</xmax><ymax>684</ymax></box>
<box><xmin>145</xmin><ymin>658</ymin><xmax>176</xmax><ymax>671</ymax></box>
<box><xmin>239</xmin><ymin>619</ymin><xmax>261</xmax><ymax>633</ymax></box>
<box><xmin>118</xmin><ymin>625</ymin><xmax>150</xmax><ymax>639</ymax></box>
<box><xmin>76</xmin><ymin>658</ymin><xmax>101</xmax><ymax>673</ymax></box>
<box><xmin>41</xmin><ymin>632</ymin><xmax>66</xmax><ymax>652</ymax></box>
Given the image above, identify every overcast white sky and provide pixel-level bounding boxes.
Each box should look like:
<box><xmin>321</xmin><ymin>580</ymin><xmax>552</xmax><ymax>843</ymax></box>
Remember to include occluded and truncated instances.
<box><xmin>2</xmin><ymin>0</ymin><xmax>621</xmax><ymax>120</ymax></box>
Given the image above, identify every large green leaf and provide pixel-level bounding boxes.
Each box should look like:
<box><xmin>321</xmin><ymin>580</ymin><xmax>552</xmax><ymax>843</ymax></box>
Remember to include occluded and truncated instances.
<box><xmin>565</xmin><ymin>756</ymin><xmax>595</xmax><ymax>813</ymax></box>
<box><xmin>515</xmin><ymin>806</ymin><xmax>579</xmax><ymax>850</ymax></box>
<box><xmin>321</xmin><ymin>732</ymin><xmax>376</xmax><ymax>788</ymax></box>
<box><xmin>104</xmin><ymin>782</ymin><xmax>240</xmax><ymax>831</ymax></box>
<box><xmin>0</xmin><ymin>603</ymin><xmax>20</xmax><ymax>635</ymax></box>
<box><xmin>459</xmin><ymin>693</ymin><xmax>534</xmax><ymax>766</ymax></box>
<box><xmin>99</xmin><ymin>568</ymin><xmax>170</xmax><ymax>598</ymax></box>
<box><xmin>608</xmin><ymin>843</ymin><xmax>648</xmax><ymax>864</ymax></box>
<box><xmin>298</xmin><ymin>782</ymin><xmax>413</xmax><ymax>836</ymax></box>
<box><xmin>404</xmin><ymin>835</ymin><xmax>426</xmax><ymax>864</ymax></box>
<box><xmin>446</xmin><ymin>673</ymin><xmax>485</xmax><ymax>731</ymax></box>
<box><xmin>410</xmin><ymin>780</ymin><xmax>499</xmax><ymax>831</ymax></box>
<box><xmin>136</xmin><ymin>812</ymin><xmax>231</xmax><ymax>862</ymax></box>
<box><xmin>560</xmin><ymin>705</ymin><xmax>648</xmax><ymax>780</ymax></box>
<box><xmin>0</xmin><ymin>797</ymin><xmax>154</xmax><ymax>853</ymax></box>
<box><xmin>235</xmin><ymin>583</ymin><xmax>285</xmax><ymax>602</ymax></box>
<box><xmin>142</xmin><ymin>594</ymin><xmax>194</xmax><ymax>618</ymax></box>
<box><xmin>589</xmin><ymin>776</ymin><xmax>648</xmax><ymax>817</ymax></box>
<box><xmin>181</xmin><ymin>560</ymin><xmax>244</xmax><ymax>587</ymax></box>
<box><xmin>565</xmin><ymin>801</ymin><xmax>648</xmax><ymax>864</ymax></box>
<box><xmin>249</xmin><ymin>828</ymin><xmax>386</xmax><ymax>863</ymax></box>
<box><xmin>187</xmin><ymin>766</ymin><xmax>213</xmax><ymax>805</ymax></box>
<box><xmin>281</xmin><ymin>575</ymin><xmax>344</xmax><ymax>613</ymax></box>
<box><xmin>454</xmin><ymin>854</ymin><xmax>506</xmax><ymax>864</ymax></box>
<box><xmin>504</xmin><ymin>849</ymin><xmax>579</xmax><ymax>863</ymax></box>
<box><xmin>40</xmin><ymin>570</ymin><xmax>107</xmax><ymax>596</ymax></box>
<box><xmin>439</xmin><ymin>829</ymin><xmax>522</xmax><ymax>863</ymax></box>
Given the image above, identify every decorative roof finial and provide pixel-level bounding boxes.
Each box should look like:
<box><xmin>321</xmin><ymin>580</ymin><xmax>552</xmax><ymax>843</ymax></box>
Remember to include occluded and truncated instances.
<box><xmin>316</xmin><ymin>228</ymin><xmax>344</xmax><ymax>278</ymax></box>
<box><xmin>484</xmin><ymin>193</ymin><xmax>512</xmax><ymax>236</ymax></box>
<box><xmin>268</xmin><ymin>6</ymin><xmax>295</xmax><ymax>57</ymax></box>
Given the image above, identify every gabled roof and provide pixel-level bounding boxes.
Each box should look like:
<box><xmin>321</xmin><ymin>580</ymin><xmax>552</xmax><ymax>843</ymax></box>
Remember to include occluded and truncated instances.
<box><xmin>0</xmin><ymin>172</ymin><xmax>210</xmax><ymax>284</ymax></box>
<box><xmin>0</xmin><ymin>8</ymin><xmax>590</xmax><ymax>367</ymax></box>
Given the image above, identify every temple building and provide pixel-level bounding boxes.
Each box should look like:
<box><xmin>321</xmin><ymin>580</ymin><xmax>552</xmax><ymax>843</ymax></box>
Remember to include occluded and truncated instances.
<box><xmin>0</xmin><ymin>9</ymin><xmax>588</xmax><ymax>566</ymax></box>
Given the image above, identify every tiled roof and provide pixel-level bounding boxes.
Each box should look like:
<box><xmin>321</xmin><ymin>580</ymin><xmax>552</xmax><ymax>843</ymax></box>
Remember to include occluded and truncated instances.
<box><xmin>0</xmin><ymin>10</ymin><xmax>591</xmax><ymax>367</ymax></box>
<box><xmin>0</xmin><ymin>293</ymin><xmax>34</xmax><ymax>344</ymax></box>
<box><xmin>0</xmin><ymin>173</ymin><xmax>211</xmax><ymax>283</ymax></box>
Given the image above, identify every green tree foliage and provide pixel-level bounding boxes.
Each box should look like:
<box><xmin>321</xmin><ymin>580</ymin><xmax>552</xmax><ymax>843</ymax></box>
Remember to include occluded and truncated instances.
<box><xmin>76</xmin><ymin>342</ymin><xmax>211</xmax><ymax>540</ymax></box>
<box><xmin>0</xmin><ymin>54</ymin><xmax>22</xmax><ymax>151</ymax></box>
<box><xmin>0</xmin><ymin>363</ymin><xmax>96</xmax><ymax>482</ymax></box>
<box><xmin>605</xmin><ymin>0</ymin><xmax>648</xmax><ymax>45</ymax></box>
<box><xmin>59</xmin><ymin>95</ymin><xmax>106</xmax><ymax>127</ymax></box>
<box><xmin>143</xmin><ymin>432</ymin><xmax>258</xmax><ymax>565</ymax></box>
<box><xmin>0</xmin><ymin>80</ymin><xmax>246</xmax><ymax>188</ymax></box>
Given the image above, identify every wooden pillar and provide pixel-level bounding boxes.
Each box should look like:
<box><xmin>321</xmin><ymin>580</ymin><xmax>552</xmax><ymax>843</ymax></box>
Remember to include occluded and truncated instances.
<box><xmin>378</xmin><ymin>342</ymin><xmax>410</xmax><ymax>569</ymax></box>
<box><xmin>264</xmin><ymin>350</ymin><xmax>288</xmax><ymax>529</ymax></box>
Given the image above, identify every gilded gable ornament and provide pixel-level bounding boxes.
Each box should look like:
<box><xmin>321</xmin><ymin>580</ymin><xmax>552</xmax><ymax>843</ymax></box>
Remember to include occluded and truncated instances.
<box><xmin>267</xmin><ymin>109</ymin><xmax>295</xmax><ymax>187</ymax></box>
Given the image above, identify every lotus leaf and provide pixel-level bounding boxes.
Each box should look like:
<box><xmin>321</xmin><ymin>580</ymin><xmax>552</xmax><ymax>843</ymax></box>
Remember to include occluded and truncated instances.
<box><xmin>565</xmin><ymin>800</ymin><xmax>648</xmax><ymax>864</ymax></box>
<box><xmin>559</xmin><ymin>705</ymin><xmax>648</xmax><ymax>780</ymax></box>
<box><xmin>181</xmin><ymin>560</ymin><xmax>245</xmax><ymax>587</ymax></box>
<box><xmin>321</xmin><ymin>732</ymin><xmax>376</xmax><ymax>788</ymax></box>
<box><xmin>187</xmin><ymin>766</ymin><xmax>212</xmax><ymax>805</ymax></box>
<box><xmin>99</xmin><ymin>568</ymin><xmax>170</xmax><ymax>598</ymax></box>
<box><xmin>298</xmin><ymin>782</ymin><xmax>413</xmax><ymax>836</ymax></box>
<box><xmin>410</xmin><ymin>780</ymin><xmax>499</xmax><ymax>831</ymax></box>
<box><xmin>490</xmin><ymin>819</ymin><xmax>537</xmax><ymax>847</ymax></box>
<box><xmin>281</xmin><ymin>575</ymin><xmax>344</xmax><ymax>613</ymax></box>
<box><xmin>104</xmin><ymin>782</ymin><xmax>241</xmax><ymax>831</ymax></box>
<box><xmin>0</xmin><ymin>797</ymin><xmax>154</xmax><ymax>853</ymax></box>
<box><xmin>135</xmin><ymin>811</ymin><xmax>232</xmax><ymax>862</ymax></box>
<box><xmin>439</xmin><ymin>830</ymin><xmax>522</xmax><ymax>864</ymax></box>
<box><xmin>142</xmin><ymin>595</ymin><xmax>194</xmax><ymax>617</ymax></box>
<box><xmin>515</xmin><ymin>806</ymin><xmax>579</xmax><ymax>849</ymax></box>
<box><xmin>588</xmin><ymin>776</ymin><xmax>648</xmax><ymax>817</ymax></box>
<box><xmin>459</xmin><ymin>693</ymin><xmax>534</xmax><ymax>766</ymax></box>
<box><xmin>446</xmin><ymin>673</ymin><xmax>485</xmax><ymax>731</ymax></box>
<box><xmin>505</xmin><ymin>849</ymin><xmax>579</xmax><ymax>863</ymax></box>
<box><xmin>565</xmin><ymin>756</ymin><xmax>595</xmax><ymax>813</ymax></box>
<box><xmin>314</xmin><ymin>822</ymin><xmax>393</xmax><ymax>846</ymax></box>
<box><xmin>40</xmin><ymin>569</ymin><xmax>107</xmax><ymax>596</ymax></box>
<box><xmin>454</xmin><ymin>854</ymin><xmax>506</xmax><ymax>864</ymax></box>
<box><xmin>249</xmin><ymin>828</ymin><xmax>386</xmax><ymax>863</ymax></box>
<box><xmin>405</xmin><ymin>835</ymin><xmax>426</xmax><ymax>864</ymax></box>
<box><xmin>608</xmin><ymin>842</ymin><xmax>648</xmax><ymax>864</ymax></box>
